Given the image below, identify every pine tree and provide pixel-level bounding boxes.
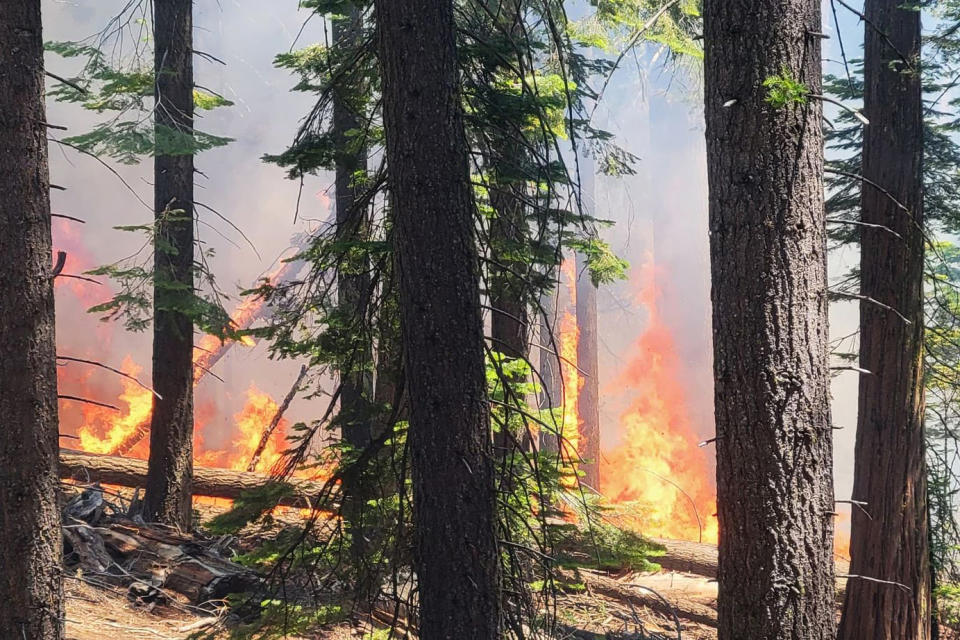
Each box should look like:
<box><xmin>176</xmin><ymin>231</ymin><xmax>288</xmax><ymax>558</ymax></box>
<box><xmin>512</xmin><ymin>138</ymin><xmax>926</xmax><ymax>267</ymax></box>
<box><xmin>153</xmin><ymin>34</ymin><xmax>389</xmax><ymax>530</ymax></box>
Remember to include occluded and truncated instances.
<box><xmin>0</xmin><ymin>1</ymin><xmax>65</xmax><ymax>636</ymax></box>
<box><xmin>331</xmin><ymin>5</ymin><xmax>379</xmax><ymax>598</ymax></box>
<box><xmin>375</xmin><ymin>0</ymin><xmax>501</xmax><ymax>634</ymax></box>
<box><xmin>703</xmin><ymin>0</ymin><xmax>835</xmax><ymax>637</ymax></box>
<box><xmin>144</xmin><ymin>0</ymin><xmax>196</xmax><ymax>527</ymax></box>
<box><xmin>837</xmin><ymin>1</ymin><xmax>931</xmax><ymax>636</ymax></box>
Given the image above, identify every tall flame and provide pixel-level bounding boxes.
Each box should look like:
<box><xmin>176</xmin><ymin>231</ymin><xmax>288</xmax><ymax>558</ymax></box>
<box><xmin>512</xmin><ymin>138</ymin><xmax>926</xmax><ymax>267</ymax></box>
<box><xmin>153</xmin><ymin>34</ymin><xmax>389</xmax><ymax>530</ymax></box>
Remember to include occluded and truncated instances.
<box><xmin>557</xmin><ymin>259</ymin><xmax>582</xmax><ymax>486</ymax></box>
<box><xmin>601</xmin><ymin>257</ymin><xmax>719</xmax><ymax>543</ymax></box>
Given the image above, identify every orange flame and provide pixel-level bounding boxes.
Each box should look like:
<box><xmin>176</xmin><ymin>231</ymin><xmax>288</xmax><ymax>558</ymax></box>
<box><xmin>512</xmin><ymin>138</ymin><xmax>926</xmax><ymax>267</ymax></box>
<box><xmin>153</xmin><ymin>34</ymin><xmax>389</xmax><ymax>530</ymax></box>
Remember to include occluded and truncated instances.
<box><xmin>195</xmin><ymin>384</ymin><xmax>288</xmax><ymax>472</ymax></box>
<box><xmin>602</xmin><ymin>257</ymin><xmax>719</xmax><ymax>543</ymax></box>
<box><xmin>73</xmin><ymin>357</ymin><xmax>153</xmax><ymax>456</ymax></box>
<box><xmin>556</xmin><ymin>259</ymin><xmax>582</xmax><ymax>488</ymax></box>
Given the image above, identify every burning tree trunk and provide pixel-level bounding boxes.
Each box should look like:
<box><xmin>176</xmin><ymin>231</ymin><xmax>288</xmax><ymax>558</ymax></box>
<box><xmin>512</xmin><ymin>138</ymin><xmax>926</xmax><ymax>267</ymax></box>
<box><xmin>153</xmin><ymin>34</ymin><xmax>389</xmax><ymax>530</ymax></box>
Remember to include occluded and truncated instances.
<box><xmin>575</xmin><ymin>154</ymin><xmax>600</xmax><ymax>488</ymax></box>
<box><xmin>838</xmin><ymin>2</ymin><xmax>930</xmax><ymax>638</ymax></box>
<box><xmin>144</xmin><ymin>0</ymin><xmax>196</xmax><ymax>528</ymax></box>
<box><xmin>0</xmin><ymin>2</ymin><xmax>65</xmax><ymax>636</ymax></box>
<box><xmin>575</xmin><ymin>251</ymin><xmax>600</xmax><ymax>489</ymax></box>
<box><xmin>375</xmin><ymin>0</ymin><xmax>501</xmax><ymax>635</ymax></box>
<box><xmin>703</xmin><ymin>1</ymin><xmax>835</xmax><ymax>638</ymax></box>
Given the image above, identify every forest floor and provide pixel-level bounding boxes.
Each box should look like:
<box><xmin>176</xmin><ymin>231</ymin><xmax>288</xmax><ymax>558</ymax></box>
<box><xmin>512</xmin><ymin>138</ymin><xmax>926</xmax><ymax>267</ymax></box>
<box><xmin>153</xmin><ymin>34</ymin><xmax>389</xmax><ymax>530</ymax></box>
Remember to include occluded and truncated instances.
<box><xmin>64</xmin><ymin>565</ymin><xmax>720</xmax><ymax>639</ymax></box>
<box><xmin>61</xmin><ymin>495</ymin><xmax>954</xmax><ymax>639</ymax></box>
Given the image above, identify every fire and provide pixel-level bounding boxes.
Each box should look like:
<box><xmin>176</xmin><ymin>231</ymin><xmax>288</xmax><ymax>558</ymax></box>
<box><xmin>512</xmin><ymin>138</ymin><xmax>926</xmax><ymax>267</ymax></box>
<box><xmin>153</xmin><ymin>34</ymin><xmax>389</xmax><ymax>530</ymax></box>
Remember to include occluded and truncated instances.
<box><xmin>195</xmin><ymin>385</ymin><xmax>288</xmax><ymax>472</ymax></box>
<box><xmin>556</xmin><ymin>259</ymin><xmax>582</xmax><ymax>485</ymax></box>
<box><xmin>601</xmin><ymin>257</ymin><xmax>719</xmax><ymax>543</ymax></box>
<box><xmin>73</xmin><ymin>357</ymin><xmax>153</xmax><ymax>456</ymax></box>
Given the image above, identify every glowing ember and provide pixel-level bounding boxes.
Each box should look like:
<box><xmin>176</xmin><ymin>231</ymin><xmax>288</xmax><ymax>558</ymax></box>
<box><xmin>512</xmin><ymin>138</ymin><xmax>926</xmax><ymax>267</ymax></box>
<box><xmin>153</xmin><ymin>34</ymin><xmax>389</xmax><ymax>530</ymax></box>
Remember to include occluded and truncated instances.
<box><xmin>602</xmin><ymin>257</ymin><xmax>719</xmax><ymax>543</ymax></box>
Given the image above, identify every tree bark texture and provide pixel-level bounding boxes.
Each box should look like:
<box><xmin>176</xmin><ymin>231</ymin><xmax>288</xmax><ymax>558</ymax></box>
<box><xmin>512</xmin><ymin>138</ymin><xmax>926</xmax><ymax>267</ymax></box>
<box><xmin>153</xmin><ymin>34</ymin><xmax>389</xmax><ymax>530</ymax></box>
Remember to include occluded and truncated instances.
<box><xmin>838</xmin><ymin>2</ymin><xmax>930</xmax><ymax>638</ymax></box>
<box><xmin>703</xmin><ymin>1</ymin><xmax>835</xmax><ymax>638</ymax></box>
<box><xmin>375</xmin><ymin>0</ymin><xmax>501</xmax><ymax>637</ymax></box>
<box><xmin>0</xmin><ymin>2</ymin><xmax>65</xmax><ymax>636</ymax></box>
<box><xmin>145</xmin><ymin>0</ymin><xmax>195</xmax><ymax>528</ymax></box>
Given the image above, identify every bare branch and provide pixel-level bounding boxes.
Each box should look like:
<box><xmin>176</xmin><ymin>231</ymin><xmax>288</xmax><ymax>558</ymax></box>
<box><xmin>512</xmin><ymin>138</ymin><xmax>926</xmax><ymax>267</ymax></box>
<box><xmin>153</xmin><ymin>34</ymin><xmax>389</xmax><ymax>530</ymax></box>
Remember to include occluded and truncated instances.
<box><xmin>57</xmin><ymin>355</ymin><xmax>162</xmax><ymax>400</ymax></box>
<box><xmin>58</xmin><ymin>395</ymin><xmax>120</xmax><ymax>411</ymax></box>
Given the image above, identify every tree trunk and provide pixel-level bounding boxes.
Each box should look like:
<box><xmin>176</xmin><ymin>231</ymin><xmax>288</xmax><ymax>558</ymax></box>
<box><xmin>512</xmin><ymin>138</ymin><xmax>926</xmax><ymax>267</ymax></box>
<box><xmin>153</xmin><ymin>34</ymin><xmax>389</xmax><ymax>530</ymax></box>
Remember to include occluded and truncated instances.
<box><xmin>575</xmin><ymin>151</ymin><xmax>600</xmax><ymax>488</ymax></box>
<box><xmin>484</xmin><ymin>2</ymin><xmax>531</xmax><ymax>456</ymax></box>
<box><xmin>837</xmin><ymin>2</ymin><xmax>930</xmax><ymax>638</ymax></box>
<box><xmin>144</xmin><ymin>0</ymin><xmax>195</xmax><ymax>528</ymax></box>
<box><xmin>539</xmin><ymin>290</ymin><xmax>560</xmax><ymax>452</ymax></box>
<box><xmin>375</xmin><ymin>0</ymin><xmax>501</xmax><ymax>636</ymax></box>
<box><xmin>332</xmin><ymin>6</ymin><xmax>380</xmax><ymax>600</ymax></box>
<box><xmin>703</xmin><ymin>1</ymin><xmax>835</xmax><ymax>638</ymax></box>
<box><xmin>0</xmin><ymin>3</ymin><xmax>64</xmax><ymax>636</ymax></box>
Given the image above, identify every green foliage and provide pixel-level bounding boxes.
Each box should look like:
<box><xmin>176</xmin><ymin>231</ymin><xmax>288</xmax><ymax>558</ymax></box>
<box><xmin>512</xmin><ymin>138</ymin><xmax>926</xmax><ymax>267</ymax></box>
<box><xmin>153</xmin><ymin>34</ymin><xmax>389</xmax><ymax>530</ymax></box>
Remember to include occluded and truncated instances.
<box><xmin>84</xmin><ymin>216</ymin><xmax>239</xmax><ymax>339</ymax></box>
<box><xmin>936</xmin><ymin>583</ymin><xmax>960</xmax><ymax>631</ymax></box>
<box><xmin>569</xmin><ymin>236</ymin><xmax>630</xmax><ymax>285</ymax></box>
<box><xmin>46</xmin><ymin>39</ymin><xmax>233</xmax><ymax>164</ymax></box>
<box><xmin>763</xmin><ymin>68</ymin><xmax>809</xmax><ymax>108</ymax></box>
<box><xmin>226</xmin><ymin>599</ymin><xmax>345</xmax><ymax>639</ymax></box>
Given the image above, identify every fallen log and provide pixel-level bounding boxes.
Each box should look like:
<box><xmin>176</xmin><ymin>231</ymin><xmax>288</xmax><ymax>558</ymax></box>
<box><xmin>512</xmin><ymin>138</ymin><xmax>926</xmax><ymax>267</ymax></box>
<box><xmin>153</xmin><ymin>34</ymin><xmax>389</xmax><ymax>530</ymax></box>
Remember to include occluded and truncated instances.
<box><xmin>59</xmin><ymin>448</ymin><xmax>327</xmax><ymax>507</ymax></box>
<box><xmin>572</xmin><ymin>568</ymin><xmax>718</xmax><ymax>629</ymax></box>
<box><xmin>648</xmin><ymin>537</ymin><xmax>850</xmax><ymax>580</ymax></box>
<box><xmin>650</xmin><ymin>537</ymin><xmax>718</xmax><ymax>578</ymax></box>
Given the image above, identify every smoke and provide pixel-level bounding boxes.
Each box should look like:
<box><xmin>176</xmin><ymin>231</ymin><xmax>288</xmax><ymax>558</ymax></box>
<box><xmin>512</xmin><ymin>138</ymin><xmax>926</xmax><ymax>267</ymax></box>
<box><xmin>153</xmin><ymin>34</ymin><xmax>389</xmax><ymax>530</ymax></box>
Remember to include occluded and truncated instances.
<box><xmin>42</xmin><ymin>2</ymin><xmax>857</xmax><ymax>502</ymax></box>
<box><xmin>43</xmin><ymin>0</ymin><xmax>330</xmax><ymax>438</ymax></box>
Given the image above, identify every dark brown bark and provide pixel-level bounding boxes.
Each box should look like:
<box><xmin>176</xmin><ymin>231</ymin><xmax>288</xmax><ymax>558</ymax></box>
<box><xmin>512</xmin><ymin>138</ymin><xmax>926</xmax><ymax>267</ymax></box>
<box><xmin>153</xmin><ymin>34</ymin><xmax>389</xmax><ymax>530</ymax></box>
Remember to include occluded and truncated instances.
<box><xmin>144</xmin><ymin>0</ymin><xmax>195</xmax><ymax>528</ymax></box>
<box><xmin>490</xmin><ymin>180</ymin><xmax>531</xmax><ymax>455</ymax></box>
<box><xmin>334</xmin><ymin>7</ymin><xmax>374</xmax><ymax>453</ymax></box>
<box><xmin>0</xmin><ymin>2</ymin><xmax>65</xmax><ymax>636</ymax></box>
<box><xmin>838</xmin><ymin>3</ymin><xmax>930</xmax><ymax>638</ymax></box>
<box><xmin>375</xmin><ymin>0</ymin><xmax>501</xmax><ymax>636</ymax></box>
<box><xmin>703</xmin><ymin>1</ymin><xmax>835</xmax><ymax>638</ymax></box>
<box><xmin>60</xmin><ymin>449</ymin><xmax>326</xmax><ymax>505</ymax></box>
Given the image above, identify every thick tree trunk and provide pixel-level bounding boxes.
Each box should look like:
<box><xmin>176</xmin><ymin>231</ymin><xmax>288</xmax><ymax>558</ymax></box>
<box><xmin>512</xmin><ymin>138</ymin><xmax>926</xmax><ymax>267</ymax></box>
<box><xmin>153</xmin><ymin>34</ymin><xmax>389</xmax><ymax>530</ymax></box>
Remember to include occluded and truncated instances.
<box><xmin>0</xmin><ymin>3</ymin><xmax>65</xmax><ymax>636</ymax></box>
<box><xmin>703</xmin><ymin>1</ymin><xmax>835</xmax><ymax>638</ymax></box>
<box><xmin>375</xmin><ymin>0</ymin><xmax>501</xmax><ymax>636</ymax></box>
<box><xmin>60</xmin><ymin>449</ymin><xmax>326</xmax><ymax>504</ymax></box>
<box><xmin>838</xmin><ymin>3</ymin><xmax>930</xmax><ymax>638</ymax></box>
<box><xmin>144</xmin><ymin>0</ymin><xmax>195</xmax><ymax>528</ymax></box>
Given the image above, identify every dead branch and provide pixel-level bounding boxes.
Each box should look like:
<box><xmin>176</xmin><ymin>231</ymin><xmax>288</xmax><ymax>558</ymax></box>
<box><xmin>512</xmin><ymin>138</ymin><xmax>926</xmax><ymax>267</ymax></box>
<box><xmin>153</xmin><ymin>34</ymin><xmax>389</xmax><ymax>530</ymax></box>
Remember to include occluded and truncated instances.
<box><xmin>58</xmin><ymin>395</ymin><xmax>120</xmax><ymax>411</ymax></box>
<box><xmin>57</xmin><ymin>355</ymin><xmax>162</xmax><ymax>399</ymax></box>
<box><xmin>52</xmin><ymin>250</ymin><xmax>67</xmax><ymax>277</ymax></box>
<box><xmin>248</xmin><ymin>364</ymin><xmax>308</xmax><ymax>472</ymax></box>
